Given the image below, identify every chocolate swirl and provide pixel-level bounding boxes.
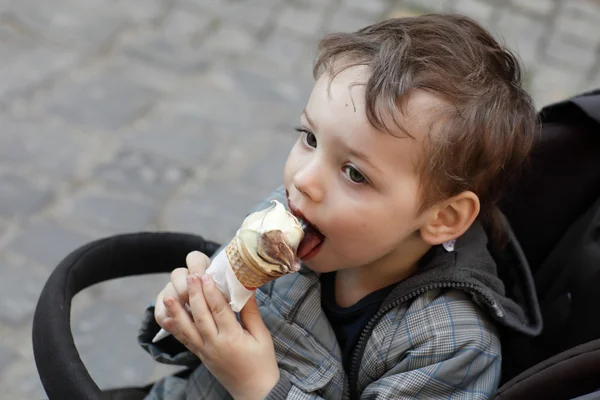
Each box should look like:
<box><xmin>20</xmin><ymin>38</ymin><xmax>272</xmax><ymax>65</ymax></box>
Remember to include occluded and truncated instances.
<box><xmin>256</xmin><ymin>230</ymin><xmax>301</xmax><ymax>274</ymax></box>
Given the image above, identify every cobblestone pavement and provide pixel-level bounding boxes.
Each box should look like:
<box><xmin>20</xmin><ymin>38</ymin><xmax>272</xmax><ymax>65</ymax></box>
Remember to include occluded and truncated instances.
<box><xmin>0</xmin><ymin>0</ymin><xmax>599</xmax><ymax>397</ymax></box>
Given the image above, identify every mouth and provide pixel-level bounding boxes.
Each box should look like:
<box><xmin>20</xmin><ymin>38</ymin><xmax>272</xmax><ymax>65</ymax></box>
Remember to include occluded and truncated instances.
<box><xmin>286</xmin><ymin>193</ymin><xmax>326</xmax><ymax>260</ymax></box>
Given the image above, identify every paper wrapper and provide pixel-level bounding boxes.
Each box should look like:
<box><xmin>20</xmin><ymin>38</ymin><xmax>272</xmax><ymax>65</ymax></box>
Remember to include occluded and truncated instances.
<box><xmin>151</xmin><ymin>243</ymin><xmax>253</xmax><ymax>343</ymax></box>
<box><xmin>206</xmin><ymin>243</ymin><xmax>255</xmax><ymax>312</ymax></box>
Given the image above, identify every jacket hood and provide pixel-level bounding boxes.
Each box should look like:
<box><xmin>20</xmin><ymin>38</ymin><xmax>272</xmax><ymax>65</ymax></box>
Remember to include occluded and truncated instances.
<box><xmin>383</xmin><ymin>214</ymin><xmax>543</xmax><ymax>337</ymax></box>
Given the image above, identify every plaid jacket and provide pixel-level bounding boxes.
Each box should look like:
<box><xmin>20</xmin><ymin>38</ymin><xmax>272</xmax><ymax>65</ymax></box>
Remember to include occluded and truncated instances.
<box><xmin>139</xmin><ymin>186</ymin><xmax>541</xmax><ymax>399</ymax></box>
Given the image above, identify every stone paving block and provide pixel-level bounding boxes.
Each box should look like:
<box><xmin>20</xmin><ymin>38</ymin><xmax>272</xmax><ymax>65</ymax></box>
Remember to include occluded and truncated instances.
<box><xmin>278</xmin><ymin>4</ymin><xmax>325</xmax><ymax>37</ymax></box>
<box><xmin>529</xmin><ymin>65</ymin><xmax>580</xmax><ymax>109</ymax></box>
<box><xmin>542</xmin><ymin>30</ymin><xmax>597</xmax><ymax>71</ymax></box>
<box><xmin>0</xmin><ymin>353</ymin><xmax>47</xmax><ymax>400</ymax></box>
<box><xmin>203</xmin><ymin>24</ymin><xmax>257</xmax><ymax>56</ymax></box>
<box><xmin>492</xmin><ymin>10</ymin><xmax>545</xmax><ymax>68</ymax></box>
<box><xmin>220</xmin><ymin>0</ymin><xmax>278</xmax><ymax>32</ymax></box>
<box><xmin>159</xmin><ymin>75</ymin><xmax>300</xmax><ymax>132</ymax></box>
<box><xmin>179</xmin><ymin>0</ymin><xmax>231</xmax><ymax>14</ymax></box>
<box><xmin>0</xmin><ymin>257</ymin><xmax>47</xmax><ymax>324</ymax></box>
<box><xmin>386</xmin><ymin>7</ymin><xmax>422</xmax><ymax>19</ymax></box>
<box><xmin>0</xmin><ymin>170</ymin><xmax>53</xmax><ymax>218</ymax></box>
<box><xmin>44</xmin><ymin>70</ymin><xmax>159</xmax><ymax>131</ymax></box>
<box><xmin>53</xmin><ymin>185</ymin><xmax>159</xmax><ymax>232</ymax></box>
<box><xmin>342</xmin><ymin>0</ymin><xmax>389</xmax><ymax>17</ymax></box>
<box><xmin>564</xmin><ymin>0</ymin><xmax>600</xmax><ymax>20</ymax></box>
<box><xmin>164</xmin><ymin>197</ymin><xmax>240</xmax><ymax>244</ymax></box>
<box><xmin>252</xmin><ymin>27</ymin><xmax>313</xmax><ymax>72</ymax></box>
<box><xmin>289</xmin><ymin>0</ymin><xmax>335</xmax><ymax>9</ymax></box>
<box><xmin>510</xmin><ymin>0</ymin><xmax>557</xmax><ymax>16</ymax></box>
<box><xmin>71</xmin><ymin>301</ymin><xmax>157</xmax><ymax>389</ymax></box>
<box><xmin>229</xmin><ymin>66</ymin><xmax>309</xmax><ymax>107</ymax></box>
<box><xmin>123</xmin><ymin>114</ymin><xmax>221</xmax><ymax>168</ymax></box>
<box><xmin>0</xmin><ymin>344</ymin><xmax>17</xmax><ymax>376</ymax></box>
<box><xmin>118</xmin><ymin>11</ymin><xmax>212</xmax><ymax>74</ymax></box>
<box><xmin>172</xmin><ymin>179</ymin><xmax>275</xmax><ymax>223</ymax></box>
<box><xmin>241</xmin><ymin>133</ymin><xmax>296</xmax><ymax>191</ymax></box>
<box><xmin>113</xmin><ymin>0</ymin><xmax>168</xmax><ymax>24</ymax></box>
<box><xmin>584</xmin><ymin>68</ymin><xmax>600</xmax><ymax>92</ymax></box>
<box><xmin>162</xmin><ymin>173</ymin><xmax>285</xmax><ymax>243</ymax></box>
<box><xmin>93</xmin><ymin>148</ymin><xmax>193</xmax><ymax>198</ymax></box>
<box><xmin>7</xmin><ymin>218</ymin><xmax>94</xmax><ymax>268</ymax></box>
<box><xmin>80</xmin><ymin>274</ymin><xmax>171</xmax><ymax>314</ymax></box>
<box><xmin>400</xmin><ymin>0</ymin><xmax>457</xmax><ymax>14</ymax></box>
<box><xmin>556</xmin><ymin>1</ymin><xmax>600</xmax><ymax>46</ymax></box>
<box><xmin>202</xmin><ymin>124</ymin><xmax>298</xmax><ymax>183</ymax></box>
<box><xmin>68</xmin><ymin>275</ymin><xmax>187</xmax><ymax>385</ymax></box>
<box><xmin>8</xmin><ymin>0</ymin><xmax>125</xmax><ymax>49</ymax></box>
<box><xmin>0</xmin><ymin>13</ymin><xmax>31</xmax><ymax>42</ymax></box>
<box><xmin>0</xmin><ymin>118</ymin><xmax>94</xmax><ymax>180</ymax></box>
<box><xmin>0</xmin><ymin>43</ymin><xmax>78</xmax><ymax>104</ymax></box>
<box><xmin>162</xmin><ymin>7</ymin><xmax>214</xmax><ymax>43</ymax></box>
<box><xmin>0</xmin><ymin>217</ymin><xmax>9</xmax><ymax>239</ymax></box>
<box><xmin>450</xmin><ymin>0</ymin><xmax>495</xmax><ymax>23</ymax></box>
<box><xmin>327</xmin><ymin>8</ymin><xmax>378</xmax><ymax>33</ymax></box>
<box><xmin>163</xmin><ymin>181</ymin><xmax>274</xmax><ymax>244</ymax></box>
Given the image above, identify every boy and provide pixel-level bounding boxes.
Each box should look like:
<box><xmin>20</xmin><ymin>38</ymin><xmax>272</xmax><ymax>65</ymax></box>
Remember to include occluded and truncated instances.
<box><xmin>138</xmin><ymin>13</ymin><xmax>541</xmax><ymax>399</ymax></box>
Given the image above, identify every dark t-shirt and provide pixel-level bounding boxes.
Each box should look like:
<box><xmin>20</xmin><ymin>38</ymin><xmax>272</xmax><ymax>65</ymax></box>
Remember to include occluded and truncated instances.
<box><xmin>320</xmin><ymin>272</ymin><xmax>396</xmax><ymax>374</ymax></box>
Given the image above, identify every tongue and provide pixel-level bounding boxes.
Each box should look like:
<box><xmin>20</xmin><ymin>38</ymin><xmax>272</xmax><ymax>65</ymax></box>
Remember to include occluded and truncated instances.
<box><xmin>297</xmin><ymin>230</ymin><xmax>324</xmax><ymax>259</ymax></box>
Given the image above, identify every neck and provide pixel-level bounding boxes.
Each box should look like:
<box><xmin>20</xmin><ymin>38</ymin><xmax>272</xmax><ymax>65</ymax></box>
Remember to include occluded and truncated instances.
<box><xmin>334</xmin><ymin>235</ymin><xmax>432</xmax><ymax>308</ymax></box>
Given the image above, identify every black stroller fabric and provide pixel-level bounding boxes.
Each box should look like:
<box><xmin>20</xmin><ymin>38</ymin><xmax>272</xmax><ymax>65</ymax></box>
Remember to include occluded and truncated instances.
<box><xmin>500</xmin><ymin>89</ymin><xmax>600</xmax><ymax>272</ymax></box>
<box><xmin>32</xmin><ymin>232</ymin><xmax>220</xmax><ymax>400</ymax></box>
<box><xmin>497</xmin><ymin>90</ymin><xmax>600</xmax><ymax>396</ymax></box>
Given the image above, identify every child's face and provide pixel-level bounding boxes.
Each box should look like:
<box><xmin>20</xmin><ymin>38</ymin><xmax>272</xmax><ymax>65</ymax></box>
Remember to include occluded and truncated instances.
<box><xmin>284</xmin><ymin>65</ymin><xmax>442</xmax><ymax>274</ymax></box>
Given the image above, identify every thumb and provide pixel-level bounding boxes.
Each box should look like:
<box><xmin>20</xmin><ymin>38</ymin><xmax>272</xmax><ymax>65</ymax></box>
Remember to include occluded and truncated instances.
<box><xmin>240</xmin><ymin>294</ymin><xmax>269</xmax><ymax>339</ymax></box>
<box><xmin>186</xmin><ymin>251</ymin><xmax>210</xmax><ymax>276</ymax></box>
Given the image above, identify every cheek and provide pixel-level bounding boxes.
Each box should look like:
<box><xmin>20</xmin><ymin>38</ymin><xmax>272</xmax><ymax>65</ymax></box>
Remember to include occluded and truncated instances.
<box><xmin>283</xmin><ymin>142</ymin><xmax>301</xmax><ymax>185</ymax></box>
<box><xmin>330</xmin><ymin>207</ymin><xmax>416</xmax><ymax>257</ymax></box>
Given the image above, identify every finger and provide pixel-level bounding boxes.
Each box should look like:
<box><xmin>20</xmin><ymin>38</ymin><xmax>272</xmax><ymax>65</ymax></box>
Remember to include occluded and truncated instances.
<box><xmin>161</xmin><ymin>283</ymin><xmax>179</xmax><ymax>315</ymax></box>
<box><xmin>186</xmin><ymin>251</ymin><xmax>210</xmax><ymax>276</ymax></box>
<box><xmin>154</xmin><ymin>288</ymin><xmax>167</xmax><ymax>324</ymax></box>
<box><xmin>163</xmin><ymin>296</ymin><xmax>204</xmax><ymax>352</ymax></box>
<box><xmin>200</xmin><ymin>275</ymin><xmax>240</xmax><ymax>335</ymax></box>
<box><xmin>155</xmin><ymin>282</ymin><xmax>178</xmax><ymax>323</ymax></box>
<box><xmin>240</xmin><ymin>294</ymin><xmax>270</xmax><ymax>339</ymax></box>
<box><xmin>187</xmin><ymin>274</ymin><xmax>218</xmax><ymax>339</ymax></box>
<box><xmin>171</xmin><ymin>268</ymin><xmax>190</xmax><ymax>304</ymax></box>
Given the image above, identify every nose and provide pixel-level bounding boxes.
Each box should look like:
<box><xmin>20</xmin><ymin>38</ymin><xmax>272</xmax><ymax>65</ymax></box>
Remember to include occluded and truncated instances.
<box><xmin>293</xmin><ymin>159</ymin><xmax>324</xmax><ymax>203</ymax></box>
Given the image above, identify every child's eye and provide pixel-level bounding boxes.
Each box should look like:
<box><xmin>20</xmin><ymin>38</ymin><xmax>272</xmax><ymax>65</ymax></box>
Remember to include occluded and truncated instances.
<box><xmin>343</xmin><ymin>165</ymin><xmax>367</xmax><ymax>184</ymax></box>
<box><xmin>295</xmin><ymin>128</ymin><xmax>317</xmax><ymax>148</ymax></box>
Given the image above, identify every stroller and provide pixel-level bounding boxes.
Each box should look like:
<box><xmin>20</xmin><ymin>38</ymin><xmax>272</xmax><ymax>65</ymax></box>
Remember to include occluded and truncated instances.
<box><xmin>32</xmin><ymin>90</ymin><xmax>600</xmax><ymax>400</ymax></box>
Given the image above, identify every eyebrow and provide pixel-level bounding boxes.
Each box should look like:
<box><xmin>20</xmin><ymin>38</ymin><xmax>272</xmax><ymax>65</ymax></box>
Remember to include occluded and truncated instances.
<box><xmin>302</xmin><ymin>109</ymin><xmax>317</xmax><ymax>130</ymax></box>
<box><xmin>346</xmin><ymin>147</ymin><xmax>382</xmax><ymax>174</ymax></box>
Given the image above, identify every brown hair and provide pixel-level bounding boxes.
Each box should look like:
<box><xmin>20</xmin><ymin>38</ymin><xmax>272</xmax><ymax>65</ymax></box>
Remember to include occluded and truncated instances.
<box><xmin>313</xmin><ymin>13</ymin><xmax>538</xmax><ymax>244</ymax></box>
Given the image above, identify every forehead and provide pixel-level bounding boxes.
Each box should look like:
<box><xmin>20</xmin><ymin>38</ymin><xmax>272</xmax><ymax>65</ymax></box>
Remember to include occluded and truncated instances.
<box><xmin>305</xmin><ymin>66</ymin><xmax>445</xmax><ymax>171</ymax></box>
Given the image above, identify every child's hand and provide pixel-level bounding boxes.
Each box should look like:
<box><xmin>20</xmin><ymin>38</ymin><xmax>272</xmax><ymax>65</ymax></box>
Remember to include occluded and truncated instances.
<box><xmin>154</xmin><ymin>251</ymin><xmax>210</xmax><ymax>331</ymax></box>
<box><xmin>163</xmin><ymin>273</ymin><xmax>279</xmax><ymax>400</ymax></box>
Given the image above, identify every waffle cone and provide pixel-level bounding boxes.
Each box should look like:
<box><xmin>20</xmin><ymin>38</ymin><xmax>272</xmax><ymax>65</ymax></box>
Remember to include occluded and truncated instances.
<box><xmin>225</xmin><ymin>238</ymin><xmax>277</xmax><ymax>289</ymax></box>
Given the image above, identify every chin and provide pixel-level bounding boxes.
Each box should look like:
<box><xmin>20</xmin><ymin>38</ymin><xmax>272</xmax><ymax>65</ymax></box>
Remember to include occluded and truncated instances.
<box><xmin>301</xmin><ymin>258</ymin><xmax>329</xmax><ymax>273</ymax></box>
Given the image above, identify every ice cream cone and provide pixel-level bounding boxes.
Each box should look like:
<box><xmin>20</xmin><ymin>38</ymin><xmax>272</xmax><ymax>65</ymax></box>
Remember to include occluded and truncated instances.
<box><xmin>152</xmin><ymin>200</ymin><xmax>303</xmax><ymax>342</ymax></box>
<box><xmin>226</xmin><ymin>237</ymin><xmax>279</xmax><ymax>289</ymax></box>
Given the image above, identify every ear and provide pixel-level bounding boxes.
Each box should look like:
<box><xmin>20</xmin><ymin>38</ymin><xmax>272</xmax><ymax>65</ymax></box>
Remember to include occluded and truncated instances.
<box><xmin>420</xmin><ymin>191</ymin><xmax>480</xmax><ymax>246</ymax></box>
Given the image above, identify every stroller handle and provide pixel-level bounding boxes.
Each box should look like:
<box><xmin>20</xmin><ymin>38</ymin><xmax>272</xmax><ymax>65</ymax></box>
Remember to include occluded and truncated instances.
<box><xmin>32</xmin><ymin>231</ymin><xmax>221</xmax><ymax>400</ymax></box>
